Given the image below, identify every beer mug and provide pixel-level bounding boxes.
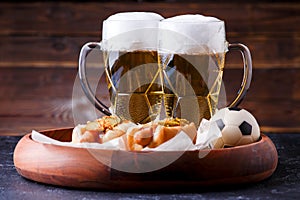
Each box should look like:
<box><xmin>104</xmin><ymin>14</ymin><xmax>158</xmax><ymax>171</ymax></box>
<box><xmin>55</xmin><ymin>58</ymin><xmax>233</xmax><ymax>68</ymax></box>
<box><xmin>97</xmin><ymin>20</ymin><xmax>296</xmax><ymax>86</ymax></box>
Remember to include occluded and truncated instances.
<box><xmin>157</xmin><ymin>15</ymin><xmax>252</xmax><ymax>125</ymax></box>
<box><xmin>79</xmin><ymin>12</ymin><xmax>165</xmax><ymax>124</ymax></box>
<box><xmin>79</xmin><ymin>13</ymin><xmax>252</xmax><ymax>126</ymax></box>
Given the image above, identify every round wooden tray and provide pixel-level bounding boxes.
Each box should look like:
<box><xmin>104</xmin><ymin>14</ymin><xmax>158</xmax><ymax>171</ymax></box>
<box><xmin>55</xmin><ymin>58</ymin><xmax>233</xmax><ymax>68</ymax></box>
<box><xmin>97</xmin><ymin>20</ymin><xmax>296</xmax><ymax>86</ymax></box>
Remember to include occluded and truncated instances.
<box><xmin>13</xmin><ymin>128</ymin><xmax>278</xmax><ymax>191</ymax></box>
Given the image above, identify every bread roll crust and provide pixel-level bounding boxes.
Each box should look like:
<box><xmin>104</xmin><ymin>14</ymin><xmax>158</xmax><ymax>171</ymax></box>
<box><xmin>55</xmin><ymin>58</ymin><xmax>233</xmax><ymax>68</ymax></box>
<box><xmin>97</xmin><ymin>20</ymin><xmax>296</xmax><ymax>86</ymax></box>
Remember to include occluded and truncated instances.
<box><xmin>148</xmin><ymin>126</ymin><xmax>181</xmax><ymax>148</ymax></box>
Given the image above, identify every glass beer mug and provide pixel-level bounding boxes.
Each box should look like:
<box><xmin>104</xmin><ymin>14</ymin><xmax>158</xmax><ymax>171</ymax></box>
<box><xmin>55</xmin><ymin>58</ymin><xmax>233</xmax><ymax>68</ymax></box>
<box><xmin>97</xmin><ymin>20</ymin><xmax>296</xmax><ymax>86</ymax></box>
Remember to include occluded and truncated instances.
<box><xmin>79</xmin><ymin>12</ymin><xmax>165</xmax><ymax>124</ymax></box>
<box><xmin>157</xmin><ymin>15</ymin><xmax>252</xmax><ymax>126</ymax></box>
<box><xmin>79</xmin><ymin>13</ymin><xmax>252</xmax><ymax>126</ymax></box>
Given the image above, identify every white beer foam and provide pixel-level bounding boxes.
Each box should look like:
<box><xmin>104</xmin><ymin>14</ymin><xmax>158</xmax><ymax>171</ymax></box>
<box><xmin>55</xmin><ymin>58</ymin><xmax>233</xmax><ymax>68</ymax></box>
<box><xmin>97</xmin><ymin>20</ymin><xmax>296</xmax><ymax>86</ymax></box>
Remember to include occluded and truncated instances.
<box><xmin>158</xmin><ymin>14</ymin><xmax>227</xmax><ymax>54</ymax></box>
<box><xmin>102</xmin><ymin>12</ymin><xmax>164</xmax><ymax>51</ymax></box>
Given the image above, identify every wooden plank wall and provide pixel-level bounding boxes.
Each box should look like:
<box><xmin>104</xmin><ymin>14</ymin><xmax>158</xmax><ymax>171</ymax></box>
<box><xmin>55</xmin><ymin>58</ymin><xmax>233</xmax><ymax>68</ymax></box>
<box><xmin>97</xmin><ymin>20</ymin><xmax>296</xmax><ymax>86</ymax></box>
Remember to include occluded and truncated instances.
<box><xmin>0</xmin><ymin>1</ymin><xmax>299</xmax><ymax>135</ymax></box>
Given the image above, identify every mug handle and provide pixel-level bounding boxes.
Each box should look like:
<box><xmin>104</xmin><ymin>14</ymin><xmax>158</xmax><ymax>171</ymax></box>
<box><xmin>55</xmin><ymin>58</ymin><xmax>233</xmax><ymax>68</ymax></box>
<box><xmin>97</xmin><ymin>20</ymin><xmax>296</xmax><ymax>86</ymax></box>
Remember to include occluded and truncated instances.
<box><xmin>227</xmin><ymin>43</ymin><xmax>252</xmax><ymax>107</ymax></box>
<box><xmin>78</xmin><ymin>42</ymin><xmax>111</xmax><ymax>116</ymax></box>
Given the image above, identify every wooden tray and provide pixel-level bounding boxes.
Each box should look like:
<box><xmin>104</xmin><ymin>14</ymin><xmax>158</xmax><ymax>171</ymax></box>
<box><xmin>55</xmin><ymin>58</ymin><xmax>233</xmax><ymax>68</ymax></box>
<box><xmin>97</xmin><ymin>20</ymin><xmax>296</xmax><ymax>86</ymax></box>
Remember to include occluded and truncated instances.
<box><xmin>13</xmin><ymin>128</ymin><xmax>278</xmax><ymax>191</ymax></box>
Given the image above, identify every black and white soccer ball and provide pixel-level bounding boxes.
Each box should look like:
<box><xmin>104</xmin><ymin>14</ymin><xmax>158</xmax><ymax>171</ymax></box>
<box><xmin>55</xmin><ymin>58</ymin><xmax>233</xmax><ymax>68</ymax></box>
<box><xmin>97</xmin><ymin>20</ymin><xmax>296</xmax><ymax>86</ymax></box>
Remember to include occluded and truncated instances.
<box><xmin>210</xmin><ymin>107</ymin><xmax>261</xmax><ymax>148</ymax></box>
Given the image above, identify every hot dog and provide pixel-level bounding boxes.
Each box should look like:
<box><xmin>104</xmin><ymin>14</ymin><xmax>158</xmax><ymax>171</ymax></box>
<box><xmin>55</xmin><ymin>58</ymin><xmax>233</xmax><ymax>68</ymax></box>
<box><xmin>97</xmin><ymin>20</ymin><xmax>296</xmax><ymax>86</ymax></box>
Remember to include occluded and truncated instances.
<box><xmin>72</xmin><ymin>116</ymin><xmax>197</xmax><ymax>151</ymax></box>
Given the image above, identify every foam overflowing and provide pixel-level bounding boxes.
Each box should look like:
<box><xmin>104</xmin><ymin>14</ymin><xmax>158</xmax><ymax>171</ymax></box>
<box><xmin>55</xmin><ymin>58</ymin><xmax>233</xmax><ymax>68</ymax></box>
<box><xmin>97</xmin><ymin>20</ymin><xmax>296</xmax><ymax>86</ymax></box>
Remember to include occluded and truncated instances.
<box><xmin>158</xmin><ymin>14</ymin><xmax>227</xmax><ymax>54</ymax></box>
<box><xmin>102</xmin><ymin>12</ymin><xmax>164</xmax><ymax>51</ymax></box>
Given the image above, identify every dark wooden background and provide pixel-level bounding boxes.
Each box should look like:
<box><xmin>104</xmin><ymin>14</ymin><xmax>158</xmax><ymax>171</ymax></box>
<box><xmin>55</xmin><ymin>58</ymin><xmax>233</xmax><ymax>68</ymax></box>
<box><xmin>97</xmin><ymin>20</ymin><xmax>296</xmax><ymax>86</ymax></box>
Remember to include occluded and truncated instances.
<box><xmin>0</xmin><ymin>1</ymin><xmax>299</xmax><ymax>135</ymax></box>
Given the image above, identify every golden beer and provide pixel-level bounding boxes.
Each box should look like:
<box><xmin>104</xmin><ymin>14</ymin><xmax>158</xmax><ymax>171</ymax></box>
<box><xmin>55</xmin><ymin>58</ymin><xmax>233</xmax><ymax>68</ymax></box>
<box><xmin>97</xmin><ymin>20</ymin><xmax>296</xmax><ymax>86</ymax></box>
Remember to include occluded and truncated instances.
<box><xmin>104</xmin><ymin>49</ymin><xmax>225</xmax><ymax>126</ymax></box>
<box><xmin>159</xmin><ymin>52</ymin><xmax>225</xmax><ymax>126</ymax></box>
<box><xmin>104</xmin><ymin>50</ymin><xmax>163</xmax><ymax>124</ymax></box>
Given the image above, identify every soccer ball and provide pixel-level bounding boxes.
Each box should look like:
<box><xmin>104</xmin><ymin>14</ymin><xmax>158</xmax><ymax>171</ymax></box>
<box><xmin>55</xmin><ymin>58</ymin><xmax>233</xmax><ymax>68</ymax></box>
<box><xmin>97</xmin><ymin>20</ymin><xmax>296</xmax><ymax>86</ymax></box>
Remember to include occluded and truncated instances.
<box><xmin>210</xmin><ymin>107</ymin><xmax>261</xmax><ymax>148</ymax></box>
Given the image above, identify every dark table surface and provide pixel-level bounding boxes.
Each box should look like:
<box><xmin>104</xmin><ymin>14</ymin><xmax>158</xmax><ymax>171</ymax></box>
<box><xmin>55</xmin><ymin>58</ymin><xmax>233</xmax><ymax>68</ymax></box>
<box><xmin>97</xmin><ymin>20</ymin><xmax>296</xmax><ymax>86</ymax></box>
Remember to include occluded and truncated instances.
<box><xmin>1</xmin><ymin>133</ymin><xmax>299</xmax><ymax>200</ymax></box>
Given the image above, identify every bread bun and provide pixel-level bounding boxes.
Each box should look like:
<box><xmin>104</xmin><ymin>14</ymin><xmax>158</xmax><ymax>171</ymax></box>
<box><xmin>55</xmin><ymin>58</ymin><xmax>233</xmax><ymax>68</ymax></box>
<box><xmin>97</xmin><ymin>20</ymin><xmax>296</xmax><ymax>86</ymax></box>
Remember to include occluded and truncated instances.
<box><xmin>134</xmin><ymin>127</ymin><xmax>154</xmax><ymax>146</ymax></box>
<box><xmin>127</xmin><ymin>125</ymin><xmax>153</xmax><ymax>151</ymax></box>
<box><xmin>102</xmin><ymin>120</ymin><xmax>136</xmax><ymax>143</ymax></box>
<box><xmin>72</xmin><ymin>125</ymin><xmax>103</xmax><ymax>143</ymax></box>
<box><xmin>72</xmin><ymin>115</ymin><xmax>122</xmax><ymax>144</ymax></box>
<box><xmin>148</xmin><ymin>125</ymin><xmax>181</xmax><ymax>148</ymax></box>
